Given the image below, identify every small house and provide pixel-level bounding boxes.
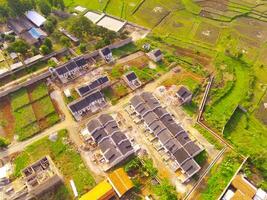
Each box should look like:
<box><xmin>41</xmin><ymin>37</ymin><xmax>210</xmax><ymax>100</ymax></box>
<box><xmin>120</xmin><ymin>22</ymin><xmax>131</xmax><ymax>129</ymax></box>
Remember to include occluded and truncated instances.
<box><xmin>123</xmin><ymin>71</ymin><xmax>141</xmax><ymax>90</ymax></box>
<box><xmin>176</xmin><ymin>86</ymin><xmax>192</xmax><ymax>105</ymax></box>
<box><xmin>77</xmin><ymin>75</ymin><xmax>110</xmax><ymax>97</ymax></box>
<box><xmin>147</xmin><ymin>49</ymin><xmax>163</xmax><ymax>62</ymax></box>
<box><xmin>99</xmin><ymin>47</ymin><xmax>113</xmax><ymax>63</ymax></box>
<box><xmin>68</xmin><ymin>90</ymin><xmax>107</xmax><ymax>121</ymax></box>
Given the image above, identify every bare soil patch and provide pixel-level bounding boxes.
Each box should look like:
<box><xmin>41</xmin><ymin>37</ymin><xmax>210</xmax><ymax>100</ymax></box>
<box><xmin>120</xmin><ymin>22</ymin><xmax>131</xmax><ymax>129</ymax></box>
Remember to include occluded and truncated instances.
<box><xmin>0</xmin><ymin>97</ymin><xmax>15</xmax><ymax>140</ymax></box>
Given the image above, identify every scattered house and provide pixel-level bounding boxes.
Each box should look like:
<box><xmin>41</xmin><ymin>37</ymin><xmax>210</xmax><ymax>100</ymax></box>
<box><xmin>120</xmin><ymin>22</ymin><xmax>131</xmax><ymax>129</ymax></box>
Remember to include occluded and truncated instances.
<box><xmin>176</xmin><ymin>86</ymin><xmax>192</xmax><ymax>105</ymax></box>
<box><xmin>123</xmin><ymin>71</ymin><xmax>141</xmax><ymax>90</ymax></box>
<box><xmin>79</xmin><ymin>180</ymin><xmax>116</xmax><ymax>200</ymax></box>
<box><xmin>59</xmin><ymin>28</ymin><xmax>79</xmax><ymax>45</ymax></box>
<box><xmin>147</xmin><ymin>49</ymin><xmax>163</xmax><ymax>62</ymax></box>
<box><xmin>84</xmin><ymin>11</ymin><xmax>105</xmax><ymax>24</ymax></box>
<box><xmin>28</xmin><ymin>27</ymin><xmax>47</xmax><ymax>40</ymax></box>
<box><xmin>87</xmin><ymin>114</ymin><xmax>135</xmax><ymax>168</ymax></box>
<box><xmin>7</xmin><ymin>13</ymin><xmax>47</xmax><ymax>45</ymax></box>
<box><xmin>68</xmin><ymin>90</ymin><xmax>107</xmax><ymax>121</ymax></box>
<box><xmin>99</xmin><ymin>47</ymin><xmax>113</xmax><ymax>63</ymax></box>
<box><xmin>77</xmin><ymin>75</ymin><xmax>110</xmax><ymax>97</ymax></box>
<box><xmin>221</xmin><ymin>174</ymin><xmax>267</xmax><ymax>200</ymax></box>
<box><xmin>21</xmin><ymin>156</ymin><xmax>63</xmax><ymax>198</ymax></box>
<box><xmin>9</xmin><ymin>52</ymin><xmax>18</xmax><ymax>60</ymax></box>
<box><xmin>107</xmin><ymin>168</ymin><xmax>134</xmax><ymax>198</ymax></box>
<box><xmin>130</xmin><ymin>92</ymin><xmax>203</xmax><ymax>182</ymax></box>
<box><xmin>25</xmin><ymin>10</ymin><xmax>46</xmax><ymax>27</ymax></box>
<box><xmin>51</xmin><ymin>56</ymin><xmax>88</xmax><ymax>83</ymax></box>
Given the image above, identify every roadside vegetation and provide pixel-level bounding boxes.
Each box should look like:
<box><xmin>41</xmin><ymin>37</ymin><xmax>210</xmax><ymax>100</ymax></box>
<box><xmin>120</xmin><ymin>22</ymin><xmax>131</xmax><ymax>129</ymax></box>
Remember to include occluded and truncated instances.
<box><xmin>200</xmin><ymin>151</ymin><xmax>242</xmax><ymax>200</ymax></box>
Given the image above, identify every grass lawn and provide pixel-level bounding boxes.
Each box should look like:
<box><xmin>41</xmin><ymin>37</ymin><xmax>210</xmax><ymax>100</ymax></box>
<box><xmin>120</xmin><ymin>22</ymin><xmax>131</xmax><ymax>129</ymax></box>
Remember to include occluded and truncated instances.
<box><xmin>10</xmin><ymin>88</ymin><xmax>30</xmax><ymax>111</ymax></box>
<box><xmin>200</xmin><ymin>151</ymin><xmax>242</xmax><ymax>200</ymax></box>
<box><xmin>14</xmin><ymin>130</ymin><xmax>95</xmax><ymax>197</ymax></box>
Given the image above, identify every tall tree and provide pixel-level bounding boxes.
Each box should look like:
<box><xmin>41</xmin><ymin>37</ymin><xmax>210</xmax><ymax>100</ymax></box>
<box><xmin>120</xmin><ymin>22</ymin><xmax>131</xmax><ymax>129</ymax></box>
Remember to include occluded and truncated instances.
<box><xmin>38</xmin><ymin>0</ymin><xmax>51</xmax><ymax>16</ymax></box>
<box><xmin>7</xmin><ymin>0</ymin><xmax>34</xmax><ymax>16</ymax></box>
<box><xmin>0</xmin><ymin>4</ymin><xmax>9</xmax><ymax>19</ymax></box>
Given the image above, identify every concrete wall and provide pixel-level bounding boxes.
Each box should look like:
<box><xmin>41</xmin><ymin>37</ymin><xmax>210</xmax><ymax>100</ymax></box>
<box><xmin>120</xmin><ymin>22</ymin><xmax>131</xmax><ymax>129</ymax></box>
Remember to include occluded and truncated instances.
<box><xmin>0</xmin><ymin>71</ymin><xmax>51</xmax><ymax>99</ymax></box>
<box><xmin>0</xmin><ymin>48</ymin><xmax>69</xmax><ymax>80</ymax></box>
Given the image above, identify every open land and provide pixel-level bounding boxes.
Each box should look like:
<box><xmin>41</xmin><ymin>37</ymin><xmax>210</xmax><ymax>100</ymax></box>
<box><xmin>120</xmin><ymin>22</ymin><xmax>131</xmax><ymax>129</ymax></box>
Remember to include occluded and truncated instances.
<box><xmin>62</xmin><ymin>0</ymin><xmax>267</xmax><ymax>194</ymax></box>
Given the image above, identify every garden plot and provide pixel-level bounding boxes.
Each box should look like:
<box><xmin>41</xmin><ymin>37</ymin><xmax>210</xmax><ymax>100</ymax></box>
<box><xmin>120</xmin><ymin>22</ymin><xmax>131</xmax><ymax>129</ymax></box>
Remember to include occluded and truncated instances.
<box><xmin>131</xmin><ymin>0</ymin><xmax>170</xmax><ymax>28</ymax></box>
<box><xmin>0</xmin><ymin>82</ymin><xmax>59</xmax><ymax>141</ymax></box>
<box><xmin>194</xmin><ymin>22</ymin><xmax>221</xmax><ymax>45</ymax></box>
<box><xmin>154</xmin><ymin>11</ymin><xmax>196</xmax><ymax>39</ymax></box>
<box><xmin>28</xmin><ymin>82</ymin><xmax>49</xmax><ymax>101</ymax></box>
<box><xmin>10</xmin><ymin>88</ymin><xmax>30</xmax><ymax>111</ymax></box>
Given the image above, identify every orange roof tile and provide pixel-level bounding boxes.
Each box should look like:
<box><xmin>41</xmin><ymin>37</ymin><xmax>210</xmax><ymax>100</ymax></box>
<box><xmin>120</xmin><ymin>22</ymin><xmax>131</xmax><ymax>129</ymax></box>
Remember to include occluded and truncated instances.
<box><xmin>231</xmin><ymin>190</ymin><xmax>251</xmax><ymax>200</ymax></box>
<box><xmin>107</xmin><ymin>168</ymin><xmax>134</xmax><ymax>197</ymax></box>
<box><xmin>79</xmin><ymin>180</ymin><xmax>115</xmax><ymax>200</ymax></box>
<box><xmin>231</xmin><ymin>175</ymin><xmax>257</xmax><ymax>199</ymax></box>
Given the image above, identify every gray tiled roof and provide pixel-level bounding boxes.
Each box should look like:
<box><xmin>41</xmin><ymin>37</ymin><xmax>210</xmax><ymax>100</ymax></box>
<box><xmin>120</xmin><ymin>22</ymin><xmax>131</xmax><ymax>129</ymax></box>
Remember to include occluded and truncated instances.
<box><xmin>130</xmin><ymin>95</ymin><xmax>144</xmax><ymax>109</ymax></box>
<box><xmin>173</xmin><ymin>147</ymin><xmax>190</xmax><ymax>165</ymax></box>
<box><xmin>99</xmin><ymin>114</ymin><xmax>114</xmax><ymax>126</ymax></box>
<box><xmin>130</xmin><ymin>92</ymin><xmax>202</xmax><ymax>178</ymax></box>
<box><xmin>87</xmin><ymin>114</ymin><xmax>134</xmax><ymax>166</ymax></box>
<box><xmin>184</xmin><ymin>141</ymin><xmax>202</xmax><ymax>156</ymax></box>
<box><xmin>87</xmin><ymin>119</ymin><xmax>102</xmax><ymax>133</ymax></box>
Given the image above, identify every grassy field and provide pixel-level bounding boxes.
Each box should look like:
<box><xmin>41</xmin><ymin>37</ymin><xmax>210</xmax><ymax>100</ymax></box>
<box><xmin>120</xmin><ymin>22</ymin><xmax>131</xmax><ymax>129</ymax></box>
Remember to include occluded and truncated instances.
<box><xmin>204</xmin><ymin>55</ymin><xmax>250</xmax><ymax>131</ymax></box>
<box><xmin>224</xmin><ymin>108</ymin><xmax>267</xmax><ymax>186</ymax></box>
<box><xmin>14</xmin><ymin>129</ymin><xmax>95</xmax><ymax>198</ymax></box>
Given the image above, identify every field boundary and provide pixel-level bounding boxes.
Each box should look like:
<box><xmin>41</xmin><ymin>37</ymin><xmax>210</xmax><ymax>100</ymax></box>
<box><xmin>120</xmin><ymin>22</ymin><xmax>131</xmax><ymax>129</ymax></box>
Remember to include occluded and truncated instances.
<box><xmin>183</xmin><ymin>146</ymin><xmax>227</xmax><ymax>200</ymax></box>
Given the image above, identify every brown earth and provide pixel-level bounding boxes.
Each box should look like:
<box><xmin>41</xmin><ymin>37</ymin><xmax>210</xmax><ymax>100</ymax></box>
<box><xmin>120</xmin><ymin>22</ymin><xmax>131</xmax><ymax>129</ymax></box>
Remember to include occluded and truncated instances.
<box><xmin>0</xmin><ymin>97</ymin><xmax>15</xmax><ymax>140</ymax></box>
